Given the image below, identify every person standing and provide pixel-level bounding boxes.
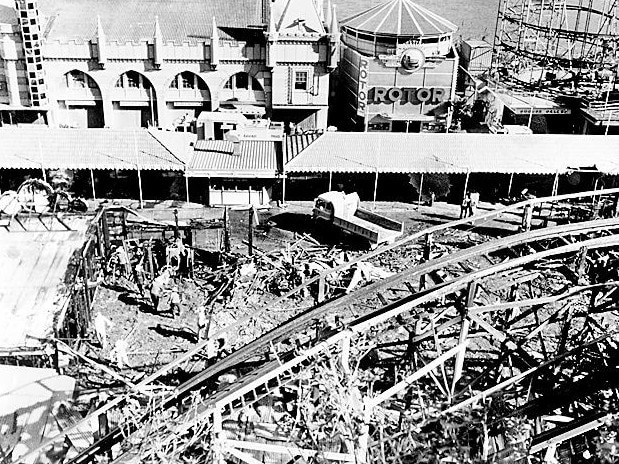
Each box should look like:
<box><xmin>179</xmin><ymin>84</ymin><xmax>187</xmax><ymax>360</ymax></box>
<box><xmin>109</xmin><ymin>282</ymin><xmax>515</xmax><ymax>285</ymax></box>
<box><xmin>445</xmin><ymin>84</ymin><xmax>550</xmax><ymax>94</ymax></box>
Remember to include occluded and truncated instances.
<box><xmin>197</xmin><ymin>304</ymin><xmax>208</xmax><ymax>341</ymax></box>
<box><xmin>460</xmin><ymin>192</ymin><xmax>471</xmax><ymax>219</ymax></box>
<box><xmin>169</xmin><ymin>285</ymin><xmax>181</xmax><ymax>317</ymax></box>
<box><xmin>469</xmin><ymin>190</ymin><xmax>480</xmax><ymax>216</ymax></box>
<box><xmin>94</xmin><ymin>312</ymin><xmax>113</xmax><ymax>350</ymax></box>
<box><xmin>112</xmin><ymin>338</ymin><xmax>131</xmax><ymax>369</ymax></box>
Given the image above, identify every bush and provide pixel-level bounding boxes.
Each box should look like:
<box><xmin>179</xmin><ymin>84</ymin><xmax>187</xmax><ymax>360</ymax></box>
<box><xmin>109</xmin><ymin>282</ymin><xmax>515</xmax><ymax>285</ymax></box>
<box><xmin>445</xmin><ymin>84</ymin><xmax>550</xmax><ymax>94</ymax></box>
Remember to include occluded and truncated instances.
<box><xmin>409</xmin><ymin>173</ymin><xmax>452</xmax><ymax>201</ymax></box>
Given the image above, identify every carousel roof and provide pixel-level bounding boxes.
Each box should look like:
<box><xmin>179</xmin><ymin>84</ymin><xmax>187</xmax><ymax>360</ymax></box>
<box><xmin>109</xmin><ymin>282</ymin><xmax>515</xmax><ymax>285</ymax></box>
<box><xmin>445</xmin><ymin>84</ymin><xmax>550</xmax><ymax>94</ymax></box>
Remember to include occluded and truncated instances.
<box><xmin>341</xmin><ymin>0</ymin><xmax>457</xmax><ymax>37</ymax></box>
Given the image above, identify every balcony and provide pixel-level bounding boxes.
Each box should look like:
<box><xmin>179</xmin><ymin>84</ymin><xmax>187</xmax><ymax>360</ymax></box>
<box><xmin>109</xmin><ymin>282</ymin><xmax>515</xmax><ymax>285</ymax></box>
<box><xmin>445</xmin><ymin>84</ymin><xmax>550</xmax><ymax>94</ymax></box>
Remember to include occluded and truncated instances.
<box><xmin>219</xmin><ymin>89</ymin><xmax>265</xmax><ymax>104</ymax></box>
<box><xmin>165</xmin><ymin>88</ymin><xmax>211</xmax><ymax>102</ymax></box>
<box><xmin>110</xmin><ymin>88</ymin><xmax>155</xmax><ymax>102</ymax></box>
<box><xmin>56</xmin><ymin>87</ymin><xmax>102</xmax><ymax>102</ymax></box>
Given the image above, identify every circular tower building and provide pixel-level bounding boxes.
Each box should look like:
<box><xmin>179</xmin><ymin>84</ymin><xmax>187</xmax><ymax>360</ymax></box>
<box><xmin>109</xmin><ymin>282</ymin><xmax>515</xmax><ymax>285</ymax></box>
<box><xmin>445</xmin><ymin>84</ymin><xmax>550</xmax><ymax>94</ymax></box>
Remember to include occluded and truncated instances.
<box><xmin>338</xmin><ymin>0</ymin><xmax>459</xmax><ymax>132</ymax></box>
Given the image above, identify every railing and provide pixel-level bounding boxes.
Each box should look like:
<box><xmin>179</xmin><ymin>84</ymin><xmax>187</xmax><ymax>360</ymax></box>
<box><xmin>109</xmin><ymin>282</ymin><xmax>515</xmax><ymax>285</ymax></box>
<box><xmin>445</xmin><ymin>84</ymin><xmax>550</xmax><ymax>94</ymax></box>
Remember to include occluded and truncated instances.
<box><xmin>165</xmin><ymin>88</ymin><xmax>210</xmax><ymax>102</ymax></box>
<box><xmin>110</xmin><ymin>88</ymin><xmax>154</xmax><ymax>102</ymax></box>
<box><xmin>57</xmin><ymin>87</ymin><xmax>102</xmax><ymax>101</ymax></box>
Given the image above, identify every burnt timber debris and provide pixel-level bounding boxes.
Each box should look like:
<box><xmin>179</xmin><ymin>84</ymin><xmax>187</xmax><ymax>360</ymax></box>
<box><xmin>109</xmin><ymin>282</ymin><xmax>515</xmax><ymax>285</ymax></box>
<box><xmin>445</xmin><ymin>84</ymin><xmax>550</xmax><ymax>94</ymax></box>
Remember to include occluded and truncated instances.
<box><xmin>6</xmin><ymin>189</ymin><xmax>619</xmax><ymax>464</ymax></box>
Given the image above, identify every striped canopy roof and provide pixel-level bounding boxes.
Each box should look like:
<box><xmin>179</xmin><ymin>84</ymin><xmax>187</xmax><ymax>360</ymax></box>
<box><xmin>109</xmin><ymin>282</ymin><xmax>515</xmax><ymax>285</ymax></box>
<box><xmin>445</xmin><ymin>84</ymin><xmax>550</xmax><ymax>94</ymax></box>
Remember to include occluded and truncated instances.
<box><xmin>341</xmin><ymin>0</ymin><xmax>457</xmax><ymax>37</ymax></box>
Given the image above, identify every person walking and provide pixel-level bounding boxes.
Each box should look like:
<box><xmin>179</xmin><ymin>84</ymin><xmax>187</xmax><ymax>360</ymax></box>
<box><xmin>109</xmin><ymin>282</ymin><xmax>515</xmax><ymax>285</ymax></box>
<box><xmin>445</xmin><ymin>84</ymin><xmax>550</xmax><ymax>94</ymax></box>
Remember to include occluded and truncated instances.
<box><xmin>94</xmin><ymin>312</ymin><xmax>113</xmax><ymax>350</ymax></box>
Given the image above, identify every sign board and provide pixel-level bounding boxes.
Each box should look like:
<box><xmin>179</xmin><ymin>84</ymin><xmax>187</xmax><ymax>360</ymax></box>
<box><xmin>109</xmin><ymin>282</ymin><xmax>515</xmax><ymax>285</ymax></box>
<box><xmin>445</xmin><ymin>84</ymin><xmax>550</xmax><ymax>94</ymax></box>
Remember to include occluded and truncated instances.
<box><xmin>368</xmin><ymin>87</ymin><xmax>446</xmax><ymax>105</ymax></box>
<box><xmin>512</xmin><ymin>107</ymin><xmax>571</xmax><ymax>115</ymax></box>
<box><xmin>357</xmin><ymin>58</ymin><xmax>369</xmax><ymax>117</ymax></box>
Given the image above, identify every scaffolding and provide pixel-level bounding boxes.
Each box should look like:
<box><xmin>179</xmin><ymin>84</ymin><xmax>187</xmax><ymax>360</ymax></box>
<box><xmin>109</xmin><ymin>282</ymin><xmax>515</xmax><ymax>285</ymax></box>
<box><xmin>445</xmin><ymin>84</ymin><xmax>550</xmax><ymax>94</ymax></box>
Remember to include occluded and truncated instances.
<box><xmin>493</xmin><ymin>0</ymin><xmax>619</xmax><ymax>96</ymax></box>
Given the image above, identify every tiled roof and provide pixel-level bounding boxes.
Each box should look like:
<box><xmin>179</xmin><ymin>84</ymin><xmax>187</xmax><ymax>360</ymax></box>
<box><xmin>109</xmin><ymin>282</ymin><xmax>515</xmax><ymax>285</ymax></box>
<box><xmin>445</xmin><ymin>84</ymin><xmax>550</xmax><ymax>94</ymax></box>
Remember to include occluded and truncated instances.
<box><xmin>341</xmin><ymin>0</ymin><xmax>457</xmax><ymax>37</ymax></box>
<box><xmin>189</xmin><ymin>140</ymin><xmax>280</xmax><ymax>178</ymax></box>
<box><xmin>0</xmin><ymin>128</ymin><xmax>191</xmax><ymax>170</ymax></box>
<box><xmin>285</xmin><ymin>132</ymin><xmax>619</xmax><ymax>174</ymax></box>
<box><xmin>38</xmin><ymin>0</ymin><xmax>266</xmax><ymax>44</ymax></box>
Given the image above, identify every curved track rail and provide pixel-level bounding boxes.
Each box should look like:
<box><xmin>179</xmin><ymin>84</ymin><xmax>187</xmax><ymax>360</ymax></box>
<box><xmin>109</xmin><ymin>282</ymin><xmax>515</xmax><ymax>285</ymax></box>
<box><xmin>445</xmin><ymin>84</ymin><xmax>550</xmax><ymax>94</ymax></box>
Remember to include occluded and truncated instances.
<box><xmin>120</xmin><ymin>229</ymin><xmax>619</xmax><ymax>463</ymax></box>
<box><xmin>18</xmin><ymin>187</ymin><xmax>619</xmax><ymax>464</ymax></box>
<box><xmin>115</xmin><ymin>219</ymin><xmax>619</xmax><ymax>463</ymax></box>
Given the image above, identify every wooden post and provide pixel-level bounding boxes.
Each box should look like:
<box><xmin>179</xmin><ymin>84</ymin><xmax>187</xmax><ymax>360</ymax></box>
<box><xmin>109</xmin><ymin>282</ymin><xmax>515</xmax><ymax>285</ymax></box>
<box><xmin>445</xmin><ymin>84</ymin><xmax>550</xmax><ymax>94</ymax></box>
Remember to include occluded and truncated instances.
<box><xmin>372</xmin><ymin>169</ymin><xmax>379</xmax><ymax>210</ymax></box>
<box><xmin>134</xmin><ymin>131</ymin><xmax>144</xmax><ymax>209</ymax></box>
<box><xmin>185</xmin><ymin>171</ymin><xmax>190</xmax><ymax>204</ymax></box>
<box><xmin>452</xmin><ymin>280</ymin><xmax>477</xmax><ymax>394</ymax></box>
<box><xmin>552</xmin><ymin>171</ymin><xmax>560</xmax><ymax>197</ymax></box>
<box><xmin>317</xmin><ymin>275</ymin><xmax>326</xmax><ymax>303</ymax></box>
<box><xmin>340</xmin><ymin>334</ymin><xmax>351</xmax><ymax>374</ymax></box>
<box><xmin>282</xmin><ymin>174</ymin><xmax>287</xmax><ymax>204</ymax></box>
<box><xmin>420</xmin><ymin>233</ymin><xmax>433</xmax><ymax>289</ymax></box>
<box><xmin>212</xmin><ymin>408</ymin><xmax>225</xmax><ymax>464</ymax></box>
<box><xmin>247</xmin><ymin>207</ymin><xmax>254</xmax><ymax>256</ymax></box>
<box><xmin>417</xmin><ymin>173</ymin><xmax>424</xmax><ymax>208</ymax></box>
<box><xmin>90</xmin><ymin>169</ymin><xmax>96</xmax><ymax>200</ymax></box>
<box><xmin>507</xmin><ymin>173</ymin><xmax>514</xmax><ymax>198</ymax></box>
<box><xmin>137</xmin><ymin>167</ymin><xmax>144</xmax><ymax>209</ymax></box>
<box><xmin>463</xmin><ymin>169</ymin><xmax>470</xmax><ymax>200</ymax></box>
<box><xmin>328</xmin><ymin>171</ymin><xmax>333</xmax><ymax>191</ymax></box>
<box><xmin>223</xmin><ymin>206</ymin><xmax>230</xmax><ymax>253</ymax></box>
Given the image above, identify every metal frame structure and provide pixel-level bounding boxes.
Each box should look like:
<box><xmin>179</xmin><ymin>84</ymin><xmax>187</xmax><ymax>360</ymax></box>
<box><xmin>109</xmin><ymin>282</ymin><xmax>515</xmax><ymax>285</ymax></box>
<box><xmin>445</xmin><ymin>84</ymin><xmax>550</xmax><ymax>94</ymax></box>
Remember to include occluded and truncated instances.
<box><xmin>17</xmin><ymin>187</ymin><xmax>619</xmax><ymax>464</ymax></box>
<box><xmin>493</xmin><ymin>0</ymin><xmax>619</xmax><ymax>93</ymax></box>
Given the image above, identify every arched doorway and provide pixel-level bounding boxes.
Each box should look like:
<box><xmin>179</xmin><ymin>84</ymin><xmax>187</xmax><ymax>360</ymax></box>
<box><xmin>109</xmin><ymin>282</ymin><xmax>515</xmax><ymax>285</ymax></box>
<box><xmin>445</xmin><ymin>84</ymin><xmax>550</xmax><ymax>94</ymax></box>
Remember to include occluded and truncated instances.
<box><xmin>57</xmin><ymin>70</ymin><xmax>104</xmax><ymax>128</ymax></box>
<box><xmin>165</xmin><ymin>71</ymin><xmax>211</xmax><ymax>130</ymax></box>
<box><xmin>111</xmin><ymin>71</ymin><xmax>157</xmax><ymax>128</ymax></box>
<box><xmin>219</xmin><ymin>72</ymin><xmax>265</xmax><ymax>118</ymax></box>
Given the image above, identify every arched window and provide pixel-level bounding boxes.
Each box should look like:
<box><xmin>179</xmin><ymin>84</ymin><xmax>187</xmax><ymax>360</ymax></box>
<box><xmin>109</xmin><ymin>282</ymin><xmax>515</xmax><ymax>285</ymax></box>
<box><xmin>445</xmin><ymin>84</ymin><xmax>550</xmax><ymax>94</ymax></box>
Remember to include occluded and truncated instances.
<box><xmin>65</xmin><ymin>70</ymin><xmax>98</xmax><ymax>89</ymax></box>
<box><xmin>115</xmin><ymin>71</ymin><xmax>153</xmax><ymax>89</ymax></box>
<box><xmin>169</xmin><ymin>71</ymin><xmax>208</xmax><ymax>90</ymax></box>
<box><xmin>223</xmin><ymin>72</ymin><xmax>262</xmax><ymax>91</ymax></box>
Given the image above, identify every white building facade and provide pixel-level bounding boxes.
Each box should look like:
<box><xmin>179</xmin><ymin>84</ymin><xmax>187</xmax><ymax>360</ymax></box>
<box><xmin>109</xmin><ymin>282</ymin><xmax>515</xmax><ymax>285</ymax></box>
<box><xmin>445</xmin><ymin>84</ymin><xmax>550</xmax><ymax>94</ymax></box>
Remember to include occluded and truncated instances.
<box><xmin>0</xmin><ymin>0</ymin><xmax>338</xmax><ymax>130</ymax></box>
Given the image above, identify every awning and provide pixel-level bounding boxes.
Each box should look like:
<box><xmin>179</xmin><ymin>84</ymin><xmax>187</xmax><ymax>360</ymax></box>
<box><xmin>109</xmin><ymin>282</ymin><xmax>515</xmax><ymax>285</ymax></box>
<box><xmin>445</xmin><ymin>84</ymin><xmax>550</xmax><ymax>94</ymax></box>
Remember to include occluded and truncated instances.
<box><xmin>383</xmin><ymin>114</ymin><xmax>436</xmax><ymax>122</ymax></box>
<box><xmin>188</xmin><ymin>139</ymin><xmax>280</xmax><ymax>178</ymax></box>
<box><xmin>285</xmin><ymin>132</ymin><xmax>619</xmax><ymax>174</ymax></box>
<box><xmin>496</xmin><ymin>93</ymin><xmax>571</xmax><ymax>115</ymax></box>
<box><xmin>0</xmin><ymin>127</ymin><xmax>195</xmax><ymax>170</ymax></box>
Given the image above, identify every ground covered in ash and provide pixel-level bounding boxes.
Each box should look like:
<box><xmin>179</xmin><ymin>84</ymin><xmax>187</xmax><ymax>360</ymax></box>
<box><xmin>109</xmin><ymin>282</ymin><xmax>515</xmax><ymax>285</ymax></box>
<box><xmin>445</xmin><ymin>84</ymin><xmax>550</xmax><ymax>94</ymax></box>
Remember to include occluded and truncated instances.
<box><xmin>88</xmin><ymin>200</ymin><xmax>517</xmax><ymax>378</ymax></box>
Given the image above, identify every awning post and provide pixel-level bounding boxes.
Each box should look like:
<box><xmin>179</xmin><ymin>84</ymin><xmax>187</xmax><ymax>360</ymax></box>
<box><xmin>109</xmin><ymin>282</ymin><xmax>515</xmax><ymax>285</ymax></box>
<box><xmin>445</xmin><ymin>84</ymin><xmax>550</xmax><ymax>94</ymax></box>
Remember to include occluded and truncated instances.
<box><xmin>185</xmin><ymin>170</ymin><xmax>190</xmax><ymax>204</ymax></box>
<box><xmin>282</xmin><ymin>173</ymin><xmax>287</xmax><ymax>205</ymax></box>
<box><xmin>463</xmin><ymin>169</ymin><xmax>470</xmax><ymax>199</ymax></box>
<box><xmin>507</xmin><ymin>173</ymin><xmax>514</xmax><ymax>198</ymax></box>
<box><xmin>90</xmin><ymin>169</ymin><xmax>96</xmax><ymax>200</ymax></box>
<box><xmin>328</xmin><ymin>171</ymin><xmax>332</xmax><ymax>191</ymax></box>
<box><xmin>417</xmin><ymin>173</ymin><xmax>424</xmax><ymax>208</ymax></box>
<box><xmin>137</xmin><ymin>167</ymin><xmax>144</xmax><ymax>209</ymax></box>
<box><xmin>372</xmin><ymin>169</ymin><xmax>378</xmax><ymax>210</ymax></box>
<box><xmin>552</xmin><ymin>171</ymin><xmax>559</xmax><ymax>197</ymax></box>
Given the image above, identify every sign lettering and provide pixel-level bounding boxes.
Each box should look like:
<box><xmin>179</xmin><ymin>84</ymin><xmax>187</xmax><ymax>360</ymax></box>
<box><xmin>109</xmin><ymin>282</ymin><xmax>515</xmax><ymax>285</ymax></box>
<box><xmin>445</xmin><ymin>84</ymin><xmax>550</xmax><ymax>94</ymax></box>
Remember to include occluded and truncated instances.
<box><xmin>368</xmin><ymin>87</ymin><xmax>446</xmax><ymax>105</ymax></box>
<box><xmin>357</xmin><ymin>58</ymin><xmax>369</xmax><ymax>117</ymax></box>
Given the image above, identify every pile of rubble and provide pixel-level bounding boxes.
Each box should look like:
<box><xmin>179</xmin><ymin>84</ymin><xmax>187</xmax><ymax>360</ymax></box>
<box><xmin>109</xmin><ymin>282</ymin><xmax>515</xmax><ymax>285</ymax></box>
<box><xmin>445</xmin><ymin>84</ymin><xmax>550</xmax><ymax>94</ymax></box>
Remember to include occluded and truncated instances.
<box><xmin>194</xmin><ymin>235</ymin><xmax>396</xmax><ymax>348</ymax></box>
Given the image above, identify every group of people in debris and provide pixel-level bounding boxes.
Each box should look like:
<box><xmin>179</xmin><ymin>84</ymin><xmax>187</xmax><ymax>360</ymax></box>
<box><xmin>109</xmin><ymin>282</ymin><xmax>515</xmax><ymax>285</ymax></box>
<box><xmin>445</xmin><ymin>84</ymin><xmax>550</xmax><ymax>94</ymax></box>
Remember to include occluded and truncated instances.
<box><xmin>92</xmin><ymin>236</ymin><xmax>226</xmax><ymax>370</ymax></box>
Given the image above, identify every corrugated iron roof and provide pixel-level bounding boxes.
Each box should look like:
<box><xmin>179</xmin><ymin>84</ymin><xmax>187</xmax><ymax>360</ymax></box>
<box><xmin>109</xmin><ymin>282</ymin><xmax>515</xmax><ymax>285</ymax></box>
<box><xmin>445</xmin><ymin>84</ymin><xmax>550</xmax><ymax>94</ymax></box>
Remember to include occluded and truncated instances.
<box><xmin>0</xmin><ymin>230</ymin><xmax>85</xmax><ymax>349</ymax></box>
<box><xmin>188</xmin><ymin>140</ymin><xmax>280</xmax><ymax>178</ymax></box>
<box><xmin>0</xmin><ymin>128</ymin><xmax>191</xmax><ymax>170</ymax></box>
<box><xmin>285</xmin><ymin>132</ymin><xmax>323</xmax><ymax>163</ymax></box>
<box><xmin>341</xmin><ymin>0</ymin><xmax>457</xmax><ymax>37</ymax></box>
<box><xmin>38</xmin><ymin>0</ymin><xmax>265</xmax><ymax>44</ymax></box>
<box><xmin>285</xmin><ymin>132</ymin><xmax>619</xmax><ymax>174</ymax></box>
